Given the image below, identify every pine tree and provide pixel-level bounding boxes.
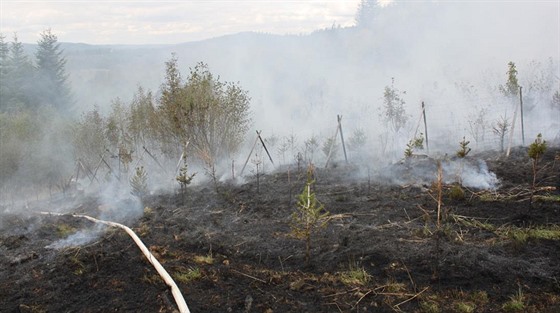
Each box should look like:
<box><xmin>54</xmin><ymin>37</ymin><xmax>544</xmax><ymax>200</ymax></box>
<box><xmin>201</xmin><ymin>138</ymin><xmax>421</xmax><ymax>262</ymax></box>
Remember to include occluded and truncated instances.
<box><xmin>3</xmin><ymin>34</ymin><xmax>34</xmax><ymax>111</ymax></box>
<box><xmin>500</xmin><ymin>61</ymin><xmax>520</xmax><ymax>98</ymax></box>
<box><xmin>528</xmin><ymin>133</ymin><xmax>547</xmax><ymax>203</ymax></box>
<box><xmin>0</xmin><ymin>34</ymin><xmax>9</xmax><ymax>110</ymax></box>
<box><xmin>130</xmin><ymin>166</ymin><xmax>148</xmax><ymax>198</ymax></box>
<box><xmin>290</xmin><ymin>167</ymin><xmax>330</xmax><ymax>264</ymax></box>
<box><xmin>34</xmin><ymin>29</ymin><xmax>71</xmax><ymax>111</ymax></box>
<box><xmin>355</xmin><ymin>0</ymin><xmax>378</xmax><ymax>28</ymax></box>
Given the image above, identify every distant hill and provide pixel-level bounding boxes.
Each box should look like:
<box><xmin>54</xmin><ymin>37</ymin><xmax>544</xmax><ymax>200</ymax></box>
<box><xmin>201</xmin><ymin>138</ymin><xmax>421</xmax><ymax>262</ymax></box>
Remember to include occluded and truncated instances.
<box><xmin>18</xmin><ymin>1</ymin><xmax>560</xmax><ymax>141</ymax></box>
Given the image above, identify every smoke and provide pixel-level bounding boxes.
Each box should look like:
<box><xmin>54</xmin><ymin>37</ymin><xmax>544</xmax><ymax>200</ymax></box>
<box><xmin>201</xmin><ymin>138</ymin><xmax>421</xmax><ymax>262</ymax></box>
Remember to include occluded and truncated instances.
<box><xmin>375</xmin><ymin>156</ymin><xmax>499</xmax><ymax>190</ymax></box>
<box><xmin>46</xmin><ymin>179</ymin><xmax>143</xmax><ymax>250</ymax></box>
<box><xmin>443</xmin><ymin>159</ymin><xmax>499</xmax><ymax>190</ymax></box>
<box><xmin>2</xmin><ymin>1</ymin><xmax>558</xmax><ymax>214</ymax></box>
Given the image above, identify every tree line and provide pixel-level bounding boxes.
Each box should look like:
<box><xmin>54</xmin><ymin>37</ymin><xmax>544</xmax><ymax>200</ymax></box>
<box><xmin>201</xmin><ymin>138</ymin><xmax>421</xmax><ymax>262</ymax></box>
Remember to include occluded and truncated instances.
<box><xmin>0</xmin><ymin>30</ymin><xmax>72</xmax><ymax>113</ymax></box>
<box><xmin>0</xmin><ymin>30</ymin><xmax>252</xmax><ymax>201</ymax></box>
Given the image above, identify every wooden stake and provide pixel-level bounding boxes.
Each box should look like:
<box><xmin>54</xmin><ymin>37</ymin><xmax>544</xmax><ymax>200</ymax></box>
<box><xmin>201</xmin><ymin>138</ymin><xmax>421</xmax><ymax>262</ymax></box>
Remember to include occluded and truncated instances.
<box><xmin>422</xmin><ymin>102</ymin><xmax>429</xmax><ymax>155</ymax></box>
<box><xmin>337</xmin><ymin>115</ymin><xmax>348</xmax><ymax>164</ymax></box>
<box><xmin>240</xmin><ymin>133</ymin><xmax>260</xmax><ymax>176</ymax></box>
<box><xmin>506</xmin><ymin>94</ymin><xmax>519</xmax><ymax>157</ymax></box>
<box><xmin>142</xmin><ymin>146</ymin><xmax>166</xmax><ymax>172</ymax></box>
<box><xmin>519</xmin><ymin>86</ymin><xmax>525</xmax><ymax>146</ymax></box>
<box><xmin>257</xmin><ymin>131</ymin><xmax>275</xmax><ymax>165</ymax></box>
<box><xmin>324</xmin><ymin>120</ymin><xmax>340</xmax><ymax>168</ymax></box>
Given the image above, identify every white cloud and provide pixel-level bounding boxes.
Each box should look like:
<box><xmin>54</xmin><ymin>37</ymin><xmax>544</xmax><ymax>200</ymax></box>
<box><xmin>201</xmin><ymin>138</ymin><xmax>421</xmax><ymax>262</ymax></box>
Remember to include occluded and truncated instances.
<box><xmin>0</xmin><ymin>1</ymin><xmax>361</xmax><ymax>44</ymax></box>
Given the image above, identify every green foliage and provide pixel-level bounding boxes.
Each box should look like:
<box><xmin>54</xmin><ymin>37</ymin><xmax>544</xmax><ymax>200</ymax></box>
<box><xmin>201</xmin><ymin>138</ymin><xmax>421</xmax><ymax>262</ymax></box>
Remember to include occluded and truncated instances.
<box><xmin>56</xmin><ymin>223</ymin><xmax>76</xmax><ymax>238</ymax></box>
<box><xmin>528</xmin><ymin>133</ymin><xmax>547</xmax><ymax>161</ymax></box>
<box><xmin>381</xmin><ymin>78</ymin><xmax>408</xmax><ymax>133</ymax></box>
<box><xmin>34</xmin><ymin>29</ymin><xmax>72</xmax><ymax>110</ymax></box>
<box><xmin>0</xmin><ymin>33</ymin><xmax>35</xmax><ymax>111</ymax></box>
<box><xmin>419</xmin><ymin>301</ymin><xmax>440</xmax><ymax>313</ymax></box>
<box><xmin>528</xmin><ymin>133</ymin><xmax>547</xmax><ymax>195</ymax></box>
<box><xmin>290</xmin><ymin>167</ymin><xmax>330</xmax><ymax>264</ymax></box>
<box><xmin>448</xmin><ymin>184</ymin><xmax>465</xmax><ymax>200</ymax></box>
<box><xmin>176</xmin><ymin>158</ymin><xmax>196</xmax><ymax>193</ymax></box>
<box><xmin>72</xmin><ymin>107</ymin><xmax>107</xmax><ymax>171</ymax></box>
<box><xmin>339</xmin><ymin>262</ymin><xmax>371</xmax><ymax>286</ymax></box>
<box><xmin>502</xmin><ymin>287</ymin><xmax>525</xmax><ymax>312</ymax></box>
<box><xmin>454</xmin><ymin>301</ymin><xmax>476</xmax><ymax>313</ymax></box>
<box><xmin>347</xmin><ymin>128</ymin><xmax>367</xmax><ymax>152</ymax></box>
<box><xmin>173</xmin><ymin>267</ymin><xmax>202</xmax><ymax>283</ymax></box>
<box><xmin>159</xmin><ymin>59</ymin><xmax>251</xmax><ymax>163</ymax></box>
<box><xmin>456</xmin><ymin>137</ymin><xmax>471</xmax><ymax>158</ymax></box>
<box><xmin>130</xmin><ymin>166</ymin><xmax>148</xmax><ymax>198</ymax></box>
<box><xmin>404</xmin><ymin>133</ymin><xmax>424</xmax><ymax>158</ymax></box>
<box><xmin>0</xmin><ymin>30</ymin><xmax>71</xmax><ymax>112</ymax></box>
<box><xmin>500</xmin><ymin>61</ymin><xmax>520</xmax><ymax>98</ymax></box>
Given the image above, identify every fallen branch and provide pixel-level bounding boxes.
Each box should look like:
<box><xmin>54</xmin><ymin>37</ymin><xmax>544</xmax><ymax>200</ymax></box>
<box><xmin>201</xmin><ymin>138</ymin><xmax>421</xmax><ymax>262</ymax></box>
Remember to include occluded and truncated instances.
<box><xmin>40</xmin><ymin>211</ymin><xmax>190</xmax><ymax>313</ymax></box>
<box><xmin>394</xmin><ymin>286</ymin><xmax>429</xmax><ymax>308</ymax></box>
<box><xmin>230</xmin><ymin>269</ymin><xmax>267</xmax><ymax>284</ymax></box>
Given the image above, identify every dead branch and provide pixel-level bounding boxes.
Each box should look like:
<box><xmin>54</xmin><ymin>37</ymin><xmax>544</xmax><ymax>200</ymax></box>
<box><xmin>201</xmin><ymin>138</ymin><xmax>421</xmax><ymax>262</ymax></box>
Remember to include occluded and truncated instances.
<box><xmin>230</xmin><ymin>269</ymin><xmax>267</xmax><ymax>284</ymax></box>
<box><xmin>394</xmin><ymin>286</ymin><xmax>429</xmax><ymax>309</ymax></box>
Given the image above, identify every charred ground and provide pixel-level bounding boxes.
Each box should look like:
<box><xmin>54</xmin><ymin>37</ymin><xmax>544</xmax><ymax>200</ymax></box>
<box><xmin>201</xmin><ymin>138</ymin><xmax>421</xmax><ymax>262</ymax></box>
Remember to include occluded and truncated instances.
<box><xmin>1</xmin><ymin>147</ymin><xmax>559</xmax><ymax>313</ymax></box>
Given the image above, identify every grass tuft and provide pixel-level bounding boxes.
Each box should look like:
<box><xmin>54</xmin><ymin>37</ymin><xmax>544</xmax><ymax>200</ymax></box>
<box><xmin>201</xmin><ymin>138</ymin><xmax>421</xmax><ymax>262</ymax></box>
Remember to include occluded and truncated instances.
<box><xmin>338</xmin><ymin>263</ymin><xmax>370</xmax><ymax>286</ymax></box>
<box><xmin>502</xmin><ymin>287</ymin><xmax>525</xmax><ymax>312</ymax></box>
<box><xmin>173</xmin><ymin>267</ymin><xmax>202</xmax><ymax>283</ymax></box>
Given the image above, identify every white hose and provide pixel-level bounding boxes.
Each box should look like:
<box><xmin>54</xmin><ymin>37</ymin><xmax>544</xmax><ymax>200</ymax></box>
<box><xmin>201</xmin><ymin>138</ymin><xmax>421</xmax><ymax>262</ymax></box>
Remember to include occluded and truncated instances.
<box><xmin>40</xmin><ymin>211</ymin><xmax>190</xmax><ymax>313</ymax></box>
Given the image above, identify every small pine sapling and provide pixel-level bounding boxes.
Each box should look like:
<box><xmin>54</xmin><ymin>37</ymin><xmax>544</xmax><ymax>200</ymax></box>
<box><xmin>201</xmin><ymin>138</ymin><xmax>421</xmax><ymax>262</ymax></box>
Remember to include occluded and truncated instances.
<box><xmin>492</xmin><ymin>115</ymin><xmax>511</xmax><ymax>153</ymax></box>
<box><xmin>456</xmin><ymin>137</ymin><xmax>471</xmax><ymax>158</ymax></box>
<box><xmin>176</xmin><ymin>158</ymin><xmax>196</xmax><ymax>196</ymax></box>
<box><xmin>304</xmin><ymin>136</ymin><xmax>319</xmax><ymax>164</ymax></box>
<box><xmin>290</xmin><ymin>166</ymin><xmax>330</xmax><ymax>265</ymax></box>
<box><xmin>455</xmin><ymin>137</ymin><xmax>471</xmax><ymax>185</ymax></box>
<box><xmin>528</xmin><ymin>133</ymin><xmax>547</xmax><ymax>202</ymax></box>
<box><xmin>404</xmin><ymin>133</ymin><xmax>424</xmax><ymax>158</ymax></box>
<box><xmin>130</xmin><ymin>166</ymin><xmax>148</xmax><ymax>199</ymax></box>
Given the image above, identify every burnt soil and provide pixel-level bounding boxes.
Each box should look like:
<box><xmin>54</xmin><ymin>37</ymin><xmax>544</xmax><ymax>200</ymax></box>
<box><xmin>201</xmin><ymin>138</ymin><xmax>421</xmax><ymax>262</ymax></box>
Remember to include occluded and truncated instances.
<box><xmin>1</xmin><ymin>147</ymin><xmax>560</xmax><ymax>313</ymax></box>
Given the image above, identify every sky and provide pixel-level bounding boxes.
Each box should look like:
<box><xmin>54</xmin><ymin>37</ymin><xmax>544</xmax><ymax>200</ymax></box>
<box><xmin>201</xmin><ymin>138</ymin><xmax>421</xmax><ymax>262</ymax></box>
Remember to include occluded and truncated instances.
<box><xmin>0</xmin><ymin>0</ymin><xmax>375</xmax><ymax>45</ymax></box>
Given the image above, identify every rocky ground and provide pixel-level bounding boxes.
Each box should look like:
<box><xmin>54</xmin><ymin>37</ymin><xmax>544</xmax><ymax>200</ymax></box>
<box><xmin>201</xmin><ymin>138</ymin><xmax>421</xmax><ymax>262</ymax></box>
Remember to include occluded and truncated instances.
<box><xmin>1</xmin><ymin>146</ymin><xmax>559</xmax><ymax>313</ymax></box>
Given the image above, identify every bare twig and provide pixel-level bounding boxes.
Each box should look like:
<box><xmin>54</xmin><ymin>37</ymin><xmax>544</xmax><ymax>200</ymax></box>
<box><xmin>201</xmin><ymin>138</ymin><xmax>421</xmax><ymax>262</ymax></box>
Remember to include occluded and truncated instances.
<box><xmin>394</xmin><ymin>286</ymin><xmax>429</xmax><ymax>308</ymax></box>
<box><xmin>231</xmin><ymin>269</ymin><xmax>267</xmax><ymax>284</ymax></box>
<box><xmin>352</xmin><ymin>290</ymin><xmax>373</xmax><ymax>309</ymax></box>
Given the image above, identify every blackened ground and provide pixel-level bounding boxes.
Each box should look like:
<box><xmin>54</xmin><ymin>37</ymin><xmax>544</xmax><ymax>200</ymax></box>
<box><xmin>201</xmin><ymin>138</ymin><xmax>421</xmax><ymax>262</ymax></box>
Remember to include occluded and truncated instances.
<box><xmin>1</xmin><ymin>146</ymin><xmax>559</xmax><ymax>312</ymax></box>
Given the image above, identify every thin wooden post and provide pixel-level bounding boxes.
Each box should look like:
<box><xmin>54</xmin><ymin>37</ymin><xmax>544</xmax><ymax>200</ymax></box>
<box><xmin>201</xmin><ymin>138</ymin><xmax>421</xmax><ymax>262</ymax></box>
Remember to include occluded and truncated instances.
<box><xmin>422</xmin><ymin>102</ymin><xmax>429</xmax><ymax>154</ymax></box>
<box><xmin>240</xmin><ymin>133</ymin><xmax>260</xmax><ymax>176</ymax></box>
<box><xmin>143</xmin><ymin>146</ymin><xmax>166</xmax><ymax>172</ymax></box>
<box><xmin>324</xmin><ymin>124</ymin><xmax>340</xmax><ymax>168</ymax></box>
<box><xmin>257</xmin><ymin>131</ymin><xmax>275</xmax><ymax>165</ymax></box>
<box><xmin>506</xmin><ymin>95</ymin><xmax>519</xmax><ymax>157</ymax></box>
<box><xmin>519</xmin><ymin>86</ymin><xmax>525</xmax><ymax>146</ymax></box>
<box><xmin>338</xmin><ymin>115</ymin><xmax>348</xmax><ymax>163</ymax></box>
<box><xmin>101</xmin><ymin>156</ymin><xmax>120</xmax><ymax>181</ymax></box>
<box><xmin>175</xmin><ymin>142</ymin><xmax>190</xmax><ymax>176</ymax></box>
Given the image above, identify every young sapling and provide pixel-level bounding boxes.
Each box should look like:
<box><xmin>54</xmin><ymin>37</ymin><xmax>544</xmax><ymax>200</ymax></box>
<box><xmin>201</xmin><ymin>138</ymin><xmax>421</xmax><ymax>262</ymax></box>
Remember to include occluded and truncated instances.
<box><xmin>290</xmin><ymin>165</ymin><xmax>330</xmax><ymax>265</ymax></box>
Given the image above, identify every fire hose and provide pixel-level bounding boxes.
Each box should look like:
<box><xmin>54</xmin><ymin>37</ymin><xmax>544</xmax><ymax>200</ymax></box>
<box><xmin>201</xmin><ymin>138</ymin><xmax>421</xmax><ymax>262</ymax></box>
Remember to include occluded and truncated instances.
<box><xmin>40</xmin><ymin>212</ymin><xmax>190</xmax><ymax>313</ymax></box>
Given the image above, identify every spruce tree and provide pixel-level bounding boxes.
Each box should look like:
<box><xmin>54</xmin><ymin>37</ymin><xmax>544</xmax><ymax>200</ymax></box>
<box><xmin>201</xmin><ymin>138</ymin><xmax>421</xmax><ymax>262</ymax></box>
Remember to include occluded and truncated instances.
<box><xmin>34</xmin><ymin>29</ymin><xmax>71</xmax><ymax>111</ymax></box>
<box><xmin>3</xmin><ymin>34</ymin><xmax>34</xmax><ymax>111</ymax></box>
